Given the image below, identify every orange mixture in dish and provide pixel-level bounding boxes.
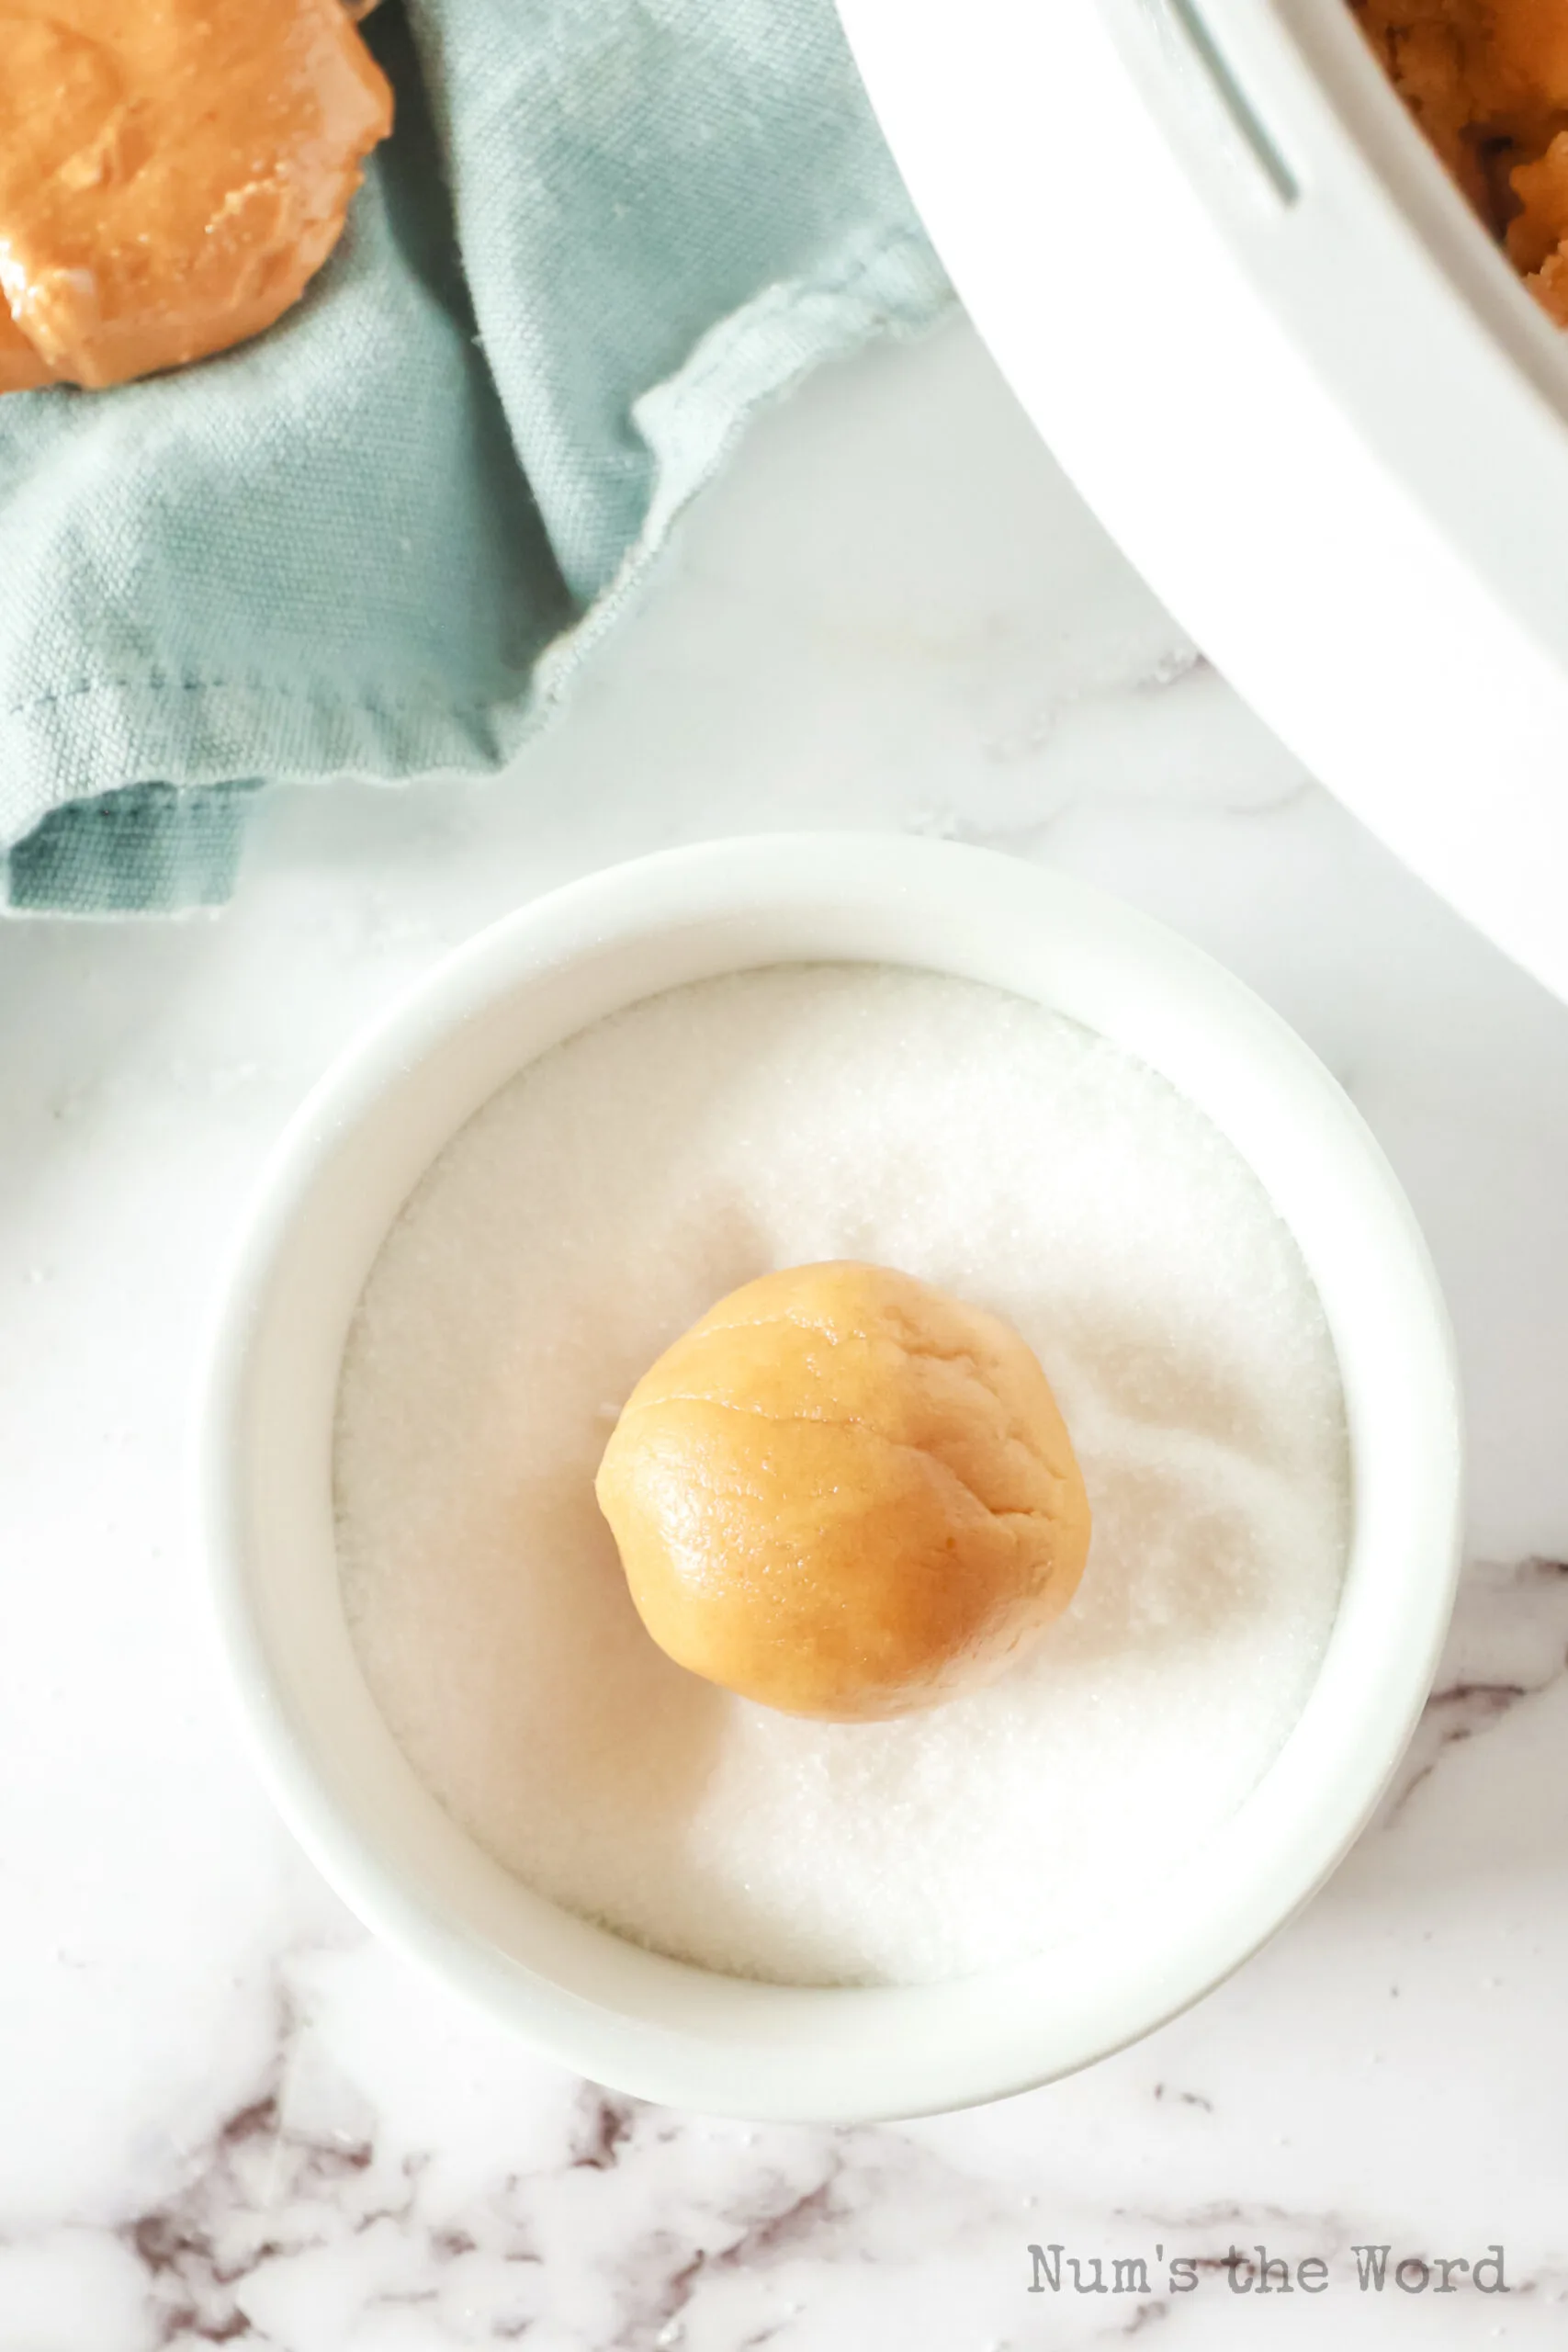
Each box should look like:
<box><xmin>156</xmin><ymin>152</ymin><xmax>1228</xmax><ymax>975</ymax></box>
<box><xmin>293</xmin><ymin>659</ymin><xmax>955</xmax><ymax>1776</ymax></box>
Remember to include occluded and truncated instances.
<box><xmin>1352</xmin><ymin>0</ymin><xmax>1568</xmax><ymax>321</ymax></box>
<box><xmin>0</xmin><ymin>0</ymin><xmax>392</xmax><ymax>393</ymax></box>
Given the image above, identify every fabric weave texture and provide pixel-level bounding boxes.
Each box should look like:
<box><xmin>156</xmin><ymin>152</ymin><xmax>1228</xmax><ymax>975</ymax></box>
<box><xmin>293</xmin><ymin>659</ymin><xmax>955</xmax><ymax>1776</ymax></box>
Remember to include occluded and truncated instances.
<box><xmin>0</xmin><ymin>0</ymin><xmax>947</xmax><ymax>911</ymax></box>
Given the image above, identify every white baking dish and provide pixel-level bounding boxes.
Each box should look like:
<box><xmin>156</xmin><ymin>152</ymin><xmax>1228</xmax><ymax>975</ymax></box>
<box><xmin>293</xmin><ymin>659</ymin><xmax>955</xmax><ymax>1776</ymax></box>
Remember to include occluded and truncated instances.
<box><xmin>836</xmin><ymin>0</ymin><xmax>1568</xmax><ymax>1000</ymax></box>
<box><xmin>199</xmin><ymin>835</ymin><xmax>1460</xmax><ymax>2121</ymax></box>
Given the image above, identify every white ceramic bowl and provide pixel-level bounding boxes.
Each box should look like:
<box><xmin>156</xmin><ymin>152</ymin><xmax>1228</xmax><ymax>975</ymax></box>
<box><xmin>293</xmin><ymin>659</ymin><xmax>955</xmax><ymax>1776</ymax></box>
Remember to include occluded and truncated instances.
<box><xmin>200</xmin><ymin>834</ymin><xmax>1461</xmax><ymax>2123</ymax></box>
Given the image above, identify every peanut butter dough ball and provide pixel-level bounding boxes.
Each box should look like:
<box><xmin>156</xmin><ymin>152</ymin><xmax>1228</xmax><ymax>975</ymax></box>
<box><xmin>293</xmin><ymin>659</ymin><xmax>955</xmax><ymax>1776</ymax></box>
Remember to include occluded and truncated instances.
<box><xmin>595</xmin><ymin>1262</ymin><xmax>1091</xmax><ymax>1722</ymax></box>
<box><xmin>0</xmin><ymin>0</ymin><xmax>391</xmax><ymax>393</ymax></box>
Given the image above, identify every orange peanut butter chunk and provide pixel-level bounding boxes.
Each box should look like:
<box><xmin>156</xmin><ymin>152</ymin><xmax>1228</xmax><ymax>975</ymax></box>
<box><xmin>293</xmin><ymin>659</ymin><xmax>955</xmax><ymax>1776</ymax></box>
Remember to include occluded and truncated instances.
<box><xmin>1508</xmin><ymin>130</ymin><xmax>1568</xmax><ymax>318</ymax></box>
<box><xmin>0</xmin><ymin>304</ymin><xmax>53</xmax><ymax>396</ymax></box>
<box><xmin>0</xmin><ymin>0</ymin><xmax>392</xmax><ymax>393</ymax></box>
<box><xmin>1350</xmin><ymin>0</ymin><xmax>1568</xmax><ymax>321</ymax></box>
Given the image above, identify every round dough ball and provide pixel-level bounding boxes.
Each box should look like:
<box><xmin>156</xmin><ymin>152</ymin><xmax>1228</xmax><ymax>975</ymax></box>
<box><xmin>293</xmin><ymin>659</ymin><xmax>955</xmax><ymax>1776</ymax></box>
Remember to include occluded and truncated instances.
<box><xmin>594</xmin><ymin>1261</ymin><xmax>1090</xmax><ymax>1722</ymax></box>
<box><xmin>0</xmin><ymin>0</ymin><xmax>391</xmax><ymax>391</ymax></box>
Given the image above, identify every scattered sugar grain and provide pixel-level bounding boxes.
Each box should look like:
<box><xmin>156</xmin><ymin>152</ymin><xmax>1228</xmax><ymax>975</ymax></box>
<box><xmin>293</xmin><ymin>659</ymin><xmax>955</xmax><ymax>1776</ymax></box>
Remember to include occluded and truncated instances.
<box><xmin>335</xmin><ymin>964</ymin><xmax>1350</xmax><ymax>1987</ymax></box>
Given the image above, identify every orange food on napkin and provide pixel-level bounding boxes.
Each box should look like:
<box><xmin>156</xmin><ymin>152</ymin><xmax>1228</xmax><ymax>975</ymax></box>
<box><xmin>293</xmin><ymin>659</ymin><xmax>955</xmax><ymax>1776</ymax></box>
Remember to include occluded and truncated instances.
<box><xmin>0</xmin><ymin>0</ymin><xmax>392</xmax><ymax>393</ymax></box>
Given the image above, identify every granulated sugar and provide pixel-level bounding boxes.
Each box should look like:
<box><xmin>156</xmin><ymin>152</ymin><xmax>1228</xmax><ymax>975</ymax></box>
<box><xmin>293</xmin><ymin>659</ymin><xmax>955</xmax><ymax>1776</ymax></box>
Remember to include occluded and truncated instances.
<box><xmin>335</xmin><ymin>964</ymin><xmax>1349</xmax><ymax>1987</ymax></box>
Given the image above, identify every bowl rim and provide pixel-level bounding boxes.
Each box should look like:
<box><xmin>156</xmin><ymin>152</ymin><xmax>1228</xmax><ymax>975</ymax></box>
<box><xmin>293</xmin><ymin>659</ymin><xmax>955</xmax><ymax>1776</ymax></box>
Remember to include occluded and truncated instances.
<box><xmin>198</xmin><ymin>832</ymin><xmax>1462</xmax><ymax>2122</ymax></box>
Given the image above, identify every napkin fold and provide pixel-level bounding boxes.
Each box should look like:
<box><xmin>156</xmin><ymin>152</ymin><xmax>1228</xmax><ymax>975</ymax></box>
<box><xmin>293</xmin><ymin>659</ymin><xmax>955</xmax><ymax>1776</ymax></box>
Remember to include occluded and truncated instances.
<box><xmin>0</xmin><ymin>0</ymin><xmax>947</xmax><ymax>912</ymax></box>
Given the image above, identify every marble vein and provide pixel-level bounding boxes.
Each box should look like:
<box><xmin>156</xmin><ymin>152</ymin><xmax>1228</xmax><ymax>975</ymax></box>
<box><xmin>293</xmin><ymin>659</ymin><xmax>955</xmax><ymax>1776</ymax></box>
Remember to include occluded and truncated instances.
<box><xmin>1384</xmin><ymin>1555</ymin><xmax>1568</xmax><ymax>1814</ymax></box>
<box><xmin>2</xmin><ymin>315</ymin><xmax>1568</xmax><ymax>2346</ymax></box>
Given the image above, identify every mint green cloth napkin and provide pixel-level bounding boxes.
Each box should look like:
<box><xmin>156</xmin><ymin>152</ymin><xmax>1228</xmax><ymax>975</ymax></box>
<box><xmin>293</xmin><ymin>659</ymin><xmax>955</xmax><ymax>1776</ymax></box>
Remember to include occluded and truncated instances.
<box><xmin>0</xmin><ymin>0</ymin><xmax>947</xmax><ymax>913</ymax></box>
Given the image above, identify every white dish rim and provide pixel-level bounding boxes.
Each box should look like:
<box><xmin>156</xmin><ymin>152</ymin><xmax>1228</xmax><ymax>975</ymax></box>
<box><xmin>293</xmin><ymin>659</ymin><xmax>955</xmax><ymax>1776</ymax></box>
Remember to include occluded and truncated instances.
<box><xmin>198</xmin><ymin>832</ymin><xmax>1462</xmax><ymax>2123</ymax></box>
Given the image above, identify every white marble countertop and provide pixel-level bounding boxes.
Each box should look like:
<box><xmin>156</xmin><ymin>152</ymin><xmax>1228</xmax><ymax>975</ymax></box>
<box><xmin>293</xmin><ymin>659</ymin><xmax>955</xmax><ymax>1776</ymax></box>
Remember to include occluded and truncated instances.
<box><xmin>4</xmin><ymin>318</ymin><xmax>1567</xmax><ymax>2347</ymax></box>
